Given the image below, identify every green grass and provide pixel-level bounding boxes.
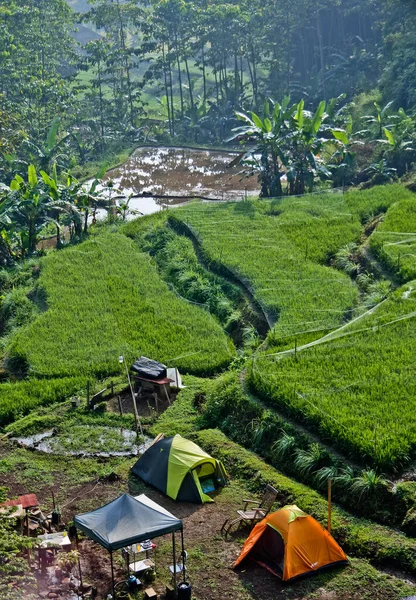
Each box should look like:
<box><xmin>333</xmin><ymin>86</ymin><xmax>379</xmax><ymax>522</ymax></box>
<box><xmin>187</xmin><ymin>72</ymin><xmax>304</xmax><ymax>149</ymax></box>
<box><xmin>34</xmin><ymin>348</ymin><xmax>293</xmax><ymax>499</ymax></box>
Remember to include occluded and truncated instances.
<box><xmin>0</xmin><ymin>377</ymin><xmax>87</xmax><ymax>428</ymax></box>
<box><xmin>369</xmin><ymin>195</ymin><xmax>416</xmax><ymax>281</ymax></box>
<box><xmin>172</xmin><ymin>195</ymin><xmax>361</xmax><ymax>342</ymax></box>
<box><xmin>250</xmin><ymin>282</ymin><xmax>416</xmax><ymax>469</ymax></box>
<box><xmin>5</xmin><ymin>232</ymin><xmax>234</xmax><ymax>379</ymax></box>
<box><xmin>343</xmin><ymin>183</ymin><xmax>412</xmax><ymax>222</ymax></box>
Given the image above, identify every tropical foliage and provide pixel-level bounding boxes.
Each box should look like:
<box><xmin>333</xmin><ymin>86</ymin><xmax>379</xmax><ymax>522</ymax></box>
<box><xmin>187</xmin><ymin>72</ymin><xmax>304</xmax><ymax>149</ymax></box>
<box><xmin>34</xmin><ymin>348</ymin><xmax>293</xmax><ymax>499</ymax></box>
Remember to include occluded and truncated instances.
<box><xmin>229</xmin><ymin>98</ymin><xmax>355</xmax><ymax>196</ymax></box>
<box><xmin>0</xmin><ymin>163</ymin><xmax>111</xmax><ymax>261</ymax></box>
<box><xmin>1</xmin><ymin>0</ymin><xmax>416</xmax><ymax>165</ymax></box>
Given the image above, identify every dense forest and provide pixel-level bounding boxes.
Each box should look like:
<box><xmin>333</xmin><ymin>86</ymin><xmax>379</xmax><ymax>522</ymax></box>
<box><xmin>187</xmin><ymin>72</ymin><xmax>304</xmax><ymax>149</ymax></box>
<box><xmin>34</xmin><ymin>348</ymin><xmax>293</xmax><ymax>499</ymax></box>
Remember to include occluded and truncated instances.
<box><xmin>1</xmin><ymin>0</ymin><xmax>416</xmax><ymax>155</ymax></box>
<box><xmin>1</xmin><ymin>3</ymin><xmax>416</xmax><ymax>599</ymax></box>
<box><xmin>1</xmin><ymin>0</ymin><xmax>416</xmax><ymax>259</ymax></box>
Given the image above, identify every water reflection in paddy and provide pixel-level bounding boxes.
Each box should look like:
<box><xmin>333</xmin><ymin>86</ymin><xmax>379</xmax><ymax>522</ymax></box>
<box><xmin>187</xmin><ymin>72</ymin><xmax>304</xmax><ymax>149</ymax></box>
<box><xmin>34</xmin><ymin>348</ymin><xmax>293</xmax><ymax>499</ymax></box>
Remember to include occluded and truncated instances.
<box><xmin>102</xmin><ymin>146</ymin><xmax>259</xmax><ymax>216</ymax></box>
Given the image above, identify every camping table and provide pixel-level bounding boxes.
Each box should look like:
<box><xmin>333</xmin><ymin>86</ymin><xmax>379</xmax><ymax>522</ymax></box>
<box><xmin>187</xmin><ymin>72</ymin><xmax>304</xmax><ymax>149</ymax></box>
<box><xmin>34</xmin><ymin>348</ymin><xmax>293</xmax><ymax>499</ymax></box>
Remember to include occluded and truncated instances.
<box><xmin>124</xmin><ymin>540</ymin><xmax>156</xmax><ymax>576</ymax></box>
<box><xmin>36</xmin><ymin>532</ymin><xmax>72</xmax><ymax>573</ymax></box>
<box><xmin>37</xmin><ymin>531</ymin><xmax>72</xmax><ymax>548</ymax></box>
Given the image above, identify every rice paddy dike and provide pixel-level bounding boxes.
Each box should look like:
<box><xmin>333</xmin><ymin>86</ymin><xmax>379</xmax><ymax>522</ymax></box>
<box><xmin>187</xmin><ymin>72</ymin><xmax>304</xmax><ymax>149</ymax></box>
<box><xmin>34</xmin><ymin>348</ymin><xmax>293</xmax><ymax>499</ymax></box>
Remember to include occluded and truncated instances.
<box><xmin>0</xmin><ymin>172</ymin><xmax>415</xmax><ymax>591</ymax></box>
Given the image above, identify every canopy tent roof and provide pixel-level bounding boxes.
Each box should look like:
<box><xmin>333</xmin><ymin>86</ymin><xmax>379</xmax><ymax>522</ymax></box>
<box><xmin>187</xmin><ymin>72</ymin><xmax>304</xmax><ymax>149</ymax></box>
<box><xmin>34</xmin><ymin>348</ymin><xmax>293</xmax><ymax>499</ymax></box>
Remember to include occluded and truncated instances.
<box><xmin>74</xmin><ymin>493</ymin><xmax>182</xmax><ymax>551</ymax></box>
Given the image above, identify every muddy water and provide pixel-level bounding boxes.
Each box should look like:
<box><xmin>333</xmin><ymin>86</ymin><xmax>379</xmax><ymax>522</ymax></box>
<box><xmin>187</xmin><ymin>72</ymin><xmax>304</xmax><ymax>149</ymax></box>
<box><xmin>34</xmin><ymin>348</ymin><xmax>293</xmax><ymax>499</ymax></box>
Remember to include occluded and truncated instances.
<box><xmin>13</xmin><ymin>428</ymin><xmax>152</xmax><ymax>457</ymax></box>
<box><xmin>102</xmin><ymin>146</ymin><xmax>259</xmax><ymax>215</ymax></box>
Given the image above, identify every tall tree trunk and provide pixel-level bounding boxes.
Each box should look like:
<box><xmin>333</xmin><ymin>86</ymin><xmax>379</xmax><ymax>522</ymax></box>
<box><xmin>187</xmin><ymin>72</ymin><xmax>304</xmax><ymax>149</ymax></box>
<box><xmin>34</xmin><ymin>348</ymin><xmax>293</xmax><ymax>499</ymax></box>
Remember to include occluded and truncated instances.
<box><xmin>162</xmin><ymin>45</ymin><xmax>172</xmax><ymax>136</ymax></box>
<box><xmin>201</xmin><ymin>44</ymin><xmax>207</xmax><ymax>105</ymax></box>
<box><xmin>316</xmin><ymin>0</ymin><xmax>326</xmax><ymax>100</ymax></box>
<box><xmin>184</xmin><ymin>55</ymin><xmax>194</xmax><ymax>108</ymax></box>
<box><xmin>247</xmin><ymin>56</ymin><xmax>255</xmax><ymax>105</ymax></box>
<box><xmin>214</xmin><ymin>68</ymin><xmax>220</xmax><ymax>104</ymax></box>
<box><xmin>250</xmin><ymin>44</ymin><xmax>258</xmax><ymax>107</ymax></box>
<box><xmin>234</xmin><ymin>51</ymin><xmax>239</xmax><ymax>102</ymax></box>
<box><xmin>167</xmin><ymin>45</ymin><xmax>175</xmax><ymax>136</ymax></box>
<box><xmin>97</xmin><ymin>59</ymin><xmax>105</xmax><ymax>142</ymax></box>
<box><xmin>175</xmin><ymin>35</ymin><xmax>184</xmax><ymax>118</ymax></box>
<box><xmin>116</xmin><ymin>0</ymin><xmax>135</xmax><ymax>126</ymax></box>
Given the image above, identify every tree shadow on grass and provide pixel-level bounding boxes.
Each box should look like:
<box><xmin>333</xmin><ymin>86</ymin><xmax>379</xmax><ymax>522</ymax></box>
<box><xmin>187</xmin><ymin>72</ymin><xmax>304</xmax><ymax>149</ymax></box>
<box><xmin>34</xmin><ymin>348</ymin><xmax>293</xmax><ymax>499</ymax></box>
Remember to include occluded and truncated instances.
<box><xmin>233</xmin><ymin>200</ymin><xmax>256</xmax><ymax>219</ymax></box>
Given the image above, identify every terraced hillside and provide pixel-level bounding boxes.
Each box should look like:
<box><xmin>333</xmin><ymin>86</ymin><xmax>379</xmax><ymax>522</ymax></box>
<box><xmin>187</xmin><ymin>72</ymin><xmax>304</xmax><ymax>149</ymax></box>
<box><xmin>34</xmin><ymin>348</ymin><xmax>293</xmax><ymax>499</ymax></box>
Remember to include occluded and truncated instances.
<box><xmin>4</xmin><ymin>232</ymin><xmax>234</xmax><ymax>379</ymax></box>
<box><xmin>170</xmin><ymin>196</ymin><xmax>361</xmax><ymax>342</ymax></box>
<box><xmin>152</xmin><ymin>184</ymin><xmax>415</xmax><ymax>471</ymax></box>
<box><xmin>250</xmin><ymin>282</ymin><xmax>416</xmax><ymax>469</ymax></box>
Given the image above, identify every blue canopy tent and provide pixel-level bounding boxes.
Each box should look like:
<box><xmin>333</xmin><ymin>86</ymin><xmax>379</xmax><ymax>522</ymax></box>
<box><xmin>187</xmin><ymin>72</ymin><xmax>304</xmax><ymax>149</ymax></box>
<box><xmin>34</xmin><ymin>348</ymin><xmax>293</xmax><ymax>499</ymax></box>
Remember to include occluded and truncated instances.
<box><xmin>74</xmin><ymin>493</ymin><xmax>184</xmax><ymax>598</ymax></box>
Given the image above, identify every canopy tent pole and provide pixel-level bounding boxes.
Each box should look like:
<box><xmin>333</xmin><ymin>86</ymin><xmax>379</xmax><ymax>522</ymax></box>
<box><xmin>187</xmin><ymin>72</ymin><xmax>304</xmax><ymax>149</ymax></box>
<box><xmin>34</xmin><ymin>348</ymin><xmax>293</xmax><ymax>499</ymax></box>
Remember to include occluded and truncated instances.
<box><xmin>74</xmin><ymin>494</ymin><xmax>183</xmax><ymax>597</ymax></box>
<box><xmin>110</xmin><ymin>550</ymin><xmax>116</xmax><ymax>599</ymax></box>
<box><xmin>172</xmin><ymin>531</ymin><xmax>177</xmax><ymax>599</ymax></box>
<box><xmin>75</xmin><ymin>531</ymin><xmax>85</xmax><ymax>599</ymax></box>
<box><xmin>180</xmin><ymin>527</ymin><xmax>186</xmax><ymax>582</ymax></box>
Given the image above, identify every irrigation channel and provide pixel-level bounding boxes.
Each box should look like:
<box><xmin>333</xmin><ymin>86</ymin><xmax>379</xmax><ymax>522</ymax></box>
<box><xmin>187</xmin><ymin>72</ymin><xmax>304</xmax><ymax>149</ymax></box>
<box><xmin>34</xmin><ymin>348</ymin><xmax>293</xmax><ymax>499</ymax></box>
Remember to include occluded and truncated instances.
<box><xmin>100</xmin><ymin>146</ymin><xmax>271</xmax><ymax>342</ymax></box>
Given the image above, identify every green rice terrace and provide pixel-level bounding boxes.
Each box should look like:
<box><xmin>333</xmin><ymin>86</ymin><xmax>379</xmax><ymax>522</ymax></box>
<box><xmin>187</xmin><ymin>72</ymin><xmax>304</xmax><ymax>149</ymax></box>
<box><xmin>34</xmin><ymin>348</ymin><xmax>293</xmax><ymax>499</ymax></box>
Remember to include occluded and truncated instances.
<box><xmin>1</xmin><ymin>179</ymin><xmax>416</xmax><ymax>599</ymax></box>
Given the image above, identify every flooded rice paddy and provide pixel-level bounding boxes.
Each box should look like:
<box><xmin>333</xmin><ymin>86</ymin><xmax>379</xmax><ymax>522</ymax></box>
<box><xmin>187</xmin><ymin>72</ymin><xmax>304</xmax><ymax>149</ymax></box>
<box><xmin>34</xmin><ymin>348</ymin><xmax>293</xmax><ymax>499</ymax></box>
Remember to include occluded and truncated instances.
<box><xmin>102</xmin><ymin>146</ymin><xmax>259</xmax><ymax>216</ymax></box>
<box><xmin>13</xmin><ymin>427</ymin><xmax>152</xmax><ymax>457</ymax></box>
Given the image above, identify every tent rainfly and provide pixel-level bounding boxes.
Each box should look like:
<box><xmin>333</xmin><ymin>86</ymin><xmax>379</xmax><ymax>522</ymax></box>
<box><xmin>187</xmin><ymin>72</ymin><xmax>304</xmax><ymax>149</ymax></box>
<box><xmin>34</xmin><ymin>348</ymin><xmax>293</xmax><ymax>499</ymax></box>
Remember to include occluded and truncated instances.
<box><xmin>131</xmin><ymin>434</ymin><xmax>228</xmax><ymax>503</ymax></box>
<box><xmin>74</xmin><ymin>493</ymin><xmax>184</xmax><ymax>598</ymax></box>
<box><xmin>234</xmin><ymin>505</ymin><xmax>348</xmax><ymax>581</ymax></box>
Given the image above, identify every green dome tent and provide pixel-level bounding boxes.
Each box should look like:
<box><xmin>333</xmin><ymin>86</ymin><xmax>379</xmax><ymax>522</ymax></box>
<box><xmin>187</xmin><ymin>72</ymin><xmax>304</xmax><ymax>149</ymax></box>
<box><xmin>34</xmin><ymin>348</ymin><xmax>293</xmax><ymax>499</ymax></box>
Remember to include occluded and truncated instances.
<box><xmin>132</xmin><ymin>434</ymin><xmax>228</xmax><ymax>503</ymax></box>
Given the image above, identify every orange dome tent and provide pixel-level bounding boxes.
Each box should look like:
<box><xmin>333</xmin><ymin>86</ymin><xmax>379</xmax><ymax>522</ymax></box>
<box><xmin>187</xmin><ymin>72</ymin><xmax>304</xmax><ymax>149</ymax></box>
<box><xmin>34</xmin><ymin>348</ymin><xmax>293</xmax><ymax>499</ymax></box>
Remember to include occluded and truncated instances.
<box><xmin>234</xmin><ymin>505</ymin><xmax>348</xmax><ymax>581</ymax></box>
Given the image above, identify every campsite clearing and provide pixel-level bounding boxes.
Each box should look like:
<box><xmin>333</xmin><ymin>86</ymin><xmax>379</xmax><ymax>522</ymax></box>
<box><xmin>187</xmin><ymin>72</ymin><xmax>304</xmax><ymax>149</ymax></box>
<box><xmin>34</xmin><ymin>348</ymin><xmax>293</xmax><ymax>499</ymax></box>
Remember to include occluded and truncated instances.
<box><xmin>0</xmin><ymin>438</ymin><xmax>414</xmax><ymax>600</ymax></box>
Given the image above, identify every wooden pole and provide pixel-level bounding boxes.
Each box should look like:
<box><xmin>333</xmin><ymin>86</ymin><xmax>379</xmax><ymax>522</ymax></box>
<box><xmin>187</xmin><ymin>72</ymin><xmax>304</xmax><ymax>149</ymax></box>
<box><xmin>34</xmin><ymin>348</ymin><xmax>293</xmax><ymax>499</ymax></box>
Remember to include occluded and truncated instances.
<box><xmin>327</xmin><ymin>478</ymin><xmax>332</xmax><ymax>533</ymax></box>
<box><xmin>26</xmin><ymin>509</ymin><xmax>31</xmax><ymax>567</ymax></box>
<box><xmin>123</xmin><ymin>359</ymin><xmax>142</xmax><ymax>436</ymax></box>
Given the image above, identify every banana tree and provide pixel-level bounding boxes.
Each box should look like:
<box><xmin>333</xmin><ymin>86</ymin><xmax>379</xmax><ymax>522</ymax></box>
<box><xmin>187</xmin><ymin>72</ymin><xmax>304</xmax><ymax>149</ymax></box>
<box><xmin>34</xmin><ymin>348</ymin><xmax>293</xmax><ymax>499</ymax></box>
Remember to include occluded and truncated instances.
<box><xmin>229</xmin><ymin>98</ymin><xmax>335</xmax><ymax>197</ymax></box>
<box><xmin>39</xmin><ymin>168</ymin><xmax>83</xmax><ymax>242</ymax></box>
<box><xmin>327</xmin><ymin>117</ymin><xmax>361</xmax><ymax>187</ymax></box>
<box><xmin>0</xmin><ymin>188</ymin><xmax>16</xmax><ymax>263</ymax></box>
<box><xmin>22</xmin><ymin>118</ymin><xmax>71</xmax><ymax>173</ymax></box>
<box><xmin>4</xmin><ymin>165</ymin><xmax>81</xmax><ymax>256</ymax></box>
<box><xmin>284</xmin><ymin>99</ymin><xmax>332</xmax><ymax>195</ymax></box>
<box><xmin>360</xmin><ymin>101</ymin><xmax>395</xmax><ymax>139</ymax></box>
<box><xmin>228</xmin><ymin>97</ymin><xmax>292</xmax><ymax>197</ymax></box>
<box><xmin>377</xmin><ymin>109</ymin><xmax>416</xmax><ymax>176</ymax></box>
